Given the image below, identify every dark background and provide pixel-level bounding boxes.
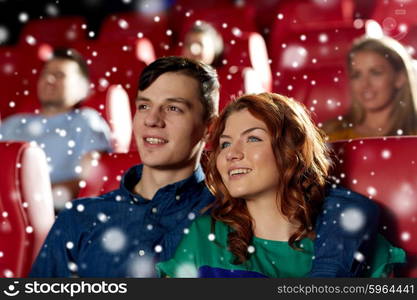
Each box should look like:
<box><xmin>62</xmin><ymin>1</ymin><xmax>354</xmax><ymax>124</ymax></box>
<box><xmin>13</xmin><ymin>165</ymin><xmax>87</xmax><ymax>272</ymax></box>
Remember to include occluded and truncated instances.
<box><xmin>0</xmin><ymin>0</ymin><xmax>175</xmax><ymax>45</ymax></box>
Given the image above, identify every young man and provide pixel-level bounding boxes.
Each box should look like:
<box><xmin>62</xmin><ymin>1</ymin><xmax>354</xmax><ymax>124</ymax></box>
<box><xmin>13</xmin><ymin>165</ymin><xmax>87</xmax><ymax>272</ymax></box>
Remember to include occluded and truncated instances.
<box><xmin>0</xmin><ymin>48</ymin><xmax>112</xmax><ymax>210</ymax></box>
<box><xmin>30</xmin><ymin>56</ymin><xmax>378</xmax><ymax>277</ymax></box>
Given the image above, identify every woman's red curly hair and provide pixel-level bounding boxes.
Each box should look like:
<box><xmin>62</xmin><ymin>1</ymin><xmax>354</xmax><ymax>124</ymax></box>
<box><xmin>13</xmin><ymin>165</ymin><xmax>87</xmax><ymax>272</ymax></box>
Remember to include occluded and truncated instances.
<box><xmin>205</xmin><ymin>93</ymin><xmax>332</xmax><ymax>264</ymax></box>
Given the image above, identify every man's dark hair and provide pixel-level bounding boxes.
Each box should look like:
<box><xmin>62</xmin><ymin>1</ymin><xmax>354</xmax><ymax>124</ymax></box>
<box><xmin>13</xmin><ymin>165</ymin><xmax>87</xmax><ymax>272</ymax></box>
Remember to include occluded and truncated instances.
<box><xmin>138</xmin><ymin>56</ymin><xmax>220</xmax><ymax>121</ymax></box>
<box><xmin>51</xmin><ymin>48</ymin><xmax>90</xmax><ymax>80</ymax></box>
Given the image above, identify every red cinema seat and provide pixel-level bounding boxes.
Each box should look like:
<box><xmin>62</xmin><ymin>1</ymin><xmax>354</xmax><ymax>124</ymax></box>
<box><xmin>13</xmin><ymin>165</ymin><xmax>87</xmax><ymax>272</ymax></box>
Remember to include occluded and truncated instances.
<box><xmin>271</xmin><ymin>25</ymin><xmax>364</xmax><ymax>95</ymax></box>
<box><xmin>0</xmin><ymin>142</ymin><xmax>54</xmax><ymax>277</ymax></box>
<box><xmin>217</xmin><ymin>32</ymin><xmax>272</xmax><ymax>110</ymax></box>
<box><xmin>172</xmin><ymin>0</ymin><xmax>237</xmax><ymax>11</ymax></box>
<box><xmin>77</xmin><ymin>151</ymin><xmax>141</xmax><ymax>198</ymax></box>
<box><xmin>173</xmin><ymin>5</ymin><xmax>257</xmax><ymax>42</ymax></box>
<box><xmin>399</xmin><ymin>25</ymin><xmax>417</xmax><ymax>60</ymax></box>
<box><xmin>99</xmin><ymin>12</ymin><xmax>169</xmax><ymax>57</ymax></box>
<box><xmin>19</xmin><ymin>16</ymin><xmax>87</xmax><ymax>48</ymax></box>
<box><xmin>0</xmin><ymin>45</ymin><xmax>45</xmax><ymax>120</ymax></box>
<box><xmin>74</xmin><ymin>40</ymin><xmax>148</xmax><ymax>152</ymax></box>
<box><xmin>369</xmin><ymin>0</ymin><xmax>417</xmax><ymax>41</ymax></box>
<box><xmin>276</xmin><ymin>65</ymin><xmax>351</xmax><ymax>125</ymax></box>
<box><xmin>268</xmin><ymin>0</ymin><xmax>355</xmax><ymax>56</ymax></box>
<box><xmin>74</xmin><ymin>39</ymin><xmax>147</xmax><ymax>105</ymax></box>
<box><xmin>330</xmin><ymin>136</ymin><xmax>417</xmax><ymax>277</ymax></box>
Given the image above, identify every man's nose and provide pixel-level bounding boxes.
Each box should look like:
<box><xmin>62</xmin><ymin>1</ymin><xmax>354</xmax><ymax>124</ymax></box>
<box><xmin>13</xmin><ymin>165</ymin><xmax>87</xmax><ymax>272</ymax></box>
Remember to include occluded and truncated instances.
<box><xmin>144</xmin><ymin>108</ymin><xmax>165</xmax><ymax>128</ymax></box>
<box><xmin>44</xmin><ymin>74</ymin><xmax>56</xmax><ymax>84</ymax></box>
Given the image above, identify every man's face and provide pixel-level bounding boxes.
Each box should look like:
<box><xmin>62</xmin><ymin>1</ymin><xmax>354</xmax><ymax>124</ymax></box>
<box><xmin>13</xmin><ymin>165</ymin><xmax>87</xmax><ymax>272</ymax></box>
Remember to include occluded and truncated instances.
<box><xmin>134</xmin><ymin>72</ymin><xmax>208</xmax><ymax>170</ymax></box>
<box><xmin>37</xmin><ymin>58</ymin><xmax>87</xmax><ymax>109</ymax></box>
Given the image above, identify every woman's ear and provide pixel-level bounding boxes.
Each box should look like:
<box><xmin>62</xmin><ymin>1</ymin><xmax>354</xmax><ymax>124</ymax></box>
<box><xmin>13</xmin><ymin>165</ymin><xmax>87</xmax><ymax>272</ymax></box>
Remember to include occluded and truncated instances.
<box><xmin>395</xmin><ymin>71</ymin><xmax>407</xmax><ymax>89</ymax></box>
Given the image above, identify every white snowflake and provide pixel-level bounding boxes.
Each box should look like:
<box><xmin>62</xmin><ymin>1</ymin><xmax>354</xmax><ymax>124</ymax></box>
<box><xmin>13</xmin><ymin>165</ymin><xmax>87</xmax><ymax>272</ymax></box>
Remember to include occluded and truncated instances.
<box><xmin>354</xmin><ymin>251</ymin><xmax>365</xmax><ymax>262</ymax></box>
<box><xmin>0</xmin><ymin>26</ymin><xmax>9</xmax><ymax>44</ymax></box>
<box><xmin>118</xmin><ymin>19</ymin><xmax>129</xmax><ymax>29</ymax></box>
<box><xmin>175</xmin><ymin>263</ymin><xmax>198</xmax><ymax>278</ymax></box>
<box><xmin>66</xmin><ymin>241</ymin><xmax>74</xmax><ymax>249</ymax></box>
<box><xmin>101</xmin><ymin>228</ymin><xmax>126</xmax><ymax>253</ymax></box>
<box><xmin>154</xmin><ymin>245</ymin><xmax>163</xmax><ymax>253</ymax></box>
<box><xmin>401</xmin><ymin>232</ymin><xmax>410</xmax><ymax>241</ymax></box>
<box><xmin>127</xmin><ymin>256</ymin><xmax>154</xmax><ymax>278</ymax></box>
<box><xmin>68</xmin><ymin>262</ymin><xmax>78</xmax><ymax>272</ymax></box>
<box><xmin>381</xmin><ymin>149</ymin><xmax>391</xmax><ymax>159</ymax></box>
<box><xmin>19</xmin><ymin>12</ymin><xmax>29</xmax><ymax>23</ymax></box>
<box><xmin>340</xmin><ymin>207</ymin><xmax>366</xmax><ymax>233</ymax></box>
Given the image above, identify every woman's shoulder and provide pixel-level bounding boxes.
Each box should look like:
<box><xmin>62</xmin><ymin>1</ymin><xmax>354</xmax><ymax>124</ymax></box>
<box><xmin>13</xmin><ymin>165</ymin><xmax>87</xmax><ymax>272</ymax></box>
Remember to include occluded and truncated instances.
<box><xmin>364</xmin><ymin>234</ymin><xmax>406</xmax><ymax>277</ymax></box>
<box><xmin>191</xmin><ymin>215</ymin><xmax>230</xmax><ymax>236</ymax></box>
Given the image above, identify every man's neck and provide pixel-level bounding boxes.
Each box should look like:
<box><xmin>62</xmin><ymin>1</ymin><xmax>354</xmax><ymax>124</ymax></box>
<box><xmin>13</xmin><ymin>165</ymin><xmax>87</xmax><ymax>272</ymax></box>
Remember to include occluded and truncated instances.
<box><xmin>40</xmin><ymin>106</ymin><xmax>72</xmax><ymax>117</ymax></box>
<box><xmin>133</xmin><ymin>163</ymin><xmax>197</xmax><ymax>200</ymax></box>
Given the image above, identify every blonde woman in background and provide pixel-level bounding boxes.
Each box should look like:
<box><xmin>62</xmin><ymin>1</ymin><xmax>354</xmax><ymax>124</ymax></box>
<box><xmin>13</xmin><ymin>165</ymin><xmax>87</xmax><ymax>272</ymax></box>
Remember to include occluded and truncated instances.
<box><xmin>324</xmin><ymin>35</ymin><xmax>417</xmax><ymax>141</ymax></box>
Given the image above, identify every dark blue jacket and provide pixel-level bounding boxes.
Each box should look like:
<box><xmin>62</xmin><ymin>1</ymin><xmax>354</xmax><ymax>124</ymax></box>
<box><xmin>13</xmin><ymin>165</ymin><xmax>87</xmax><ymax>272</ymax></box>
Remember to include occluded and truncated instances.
<box><xmin>30</xmin><ymin>165</ymin><xmax>378</xmax><ymax>277</ymax></box>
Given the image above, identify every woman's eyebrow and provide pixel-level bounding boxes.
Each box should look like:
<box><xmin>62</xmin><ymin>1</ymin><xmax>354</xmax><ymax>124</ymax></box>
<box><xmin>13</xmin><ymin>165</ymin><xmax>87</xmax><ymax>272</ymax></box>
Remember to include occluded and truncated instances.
<box><xmin>220</xmin><ymin>127</ymin><xmax>267</xmax><ymax>139</ymax></box>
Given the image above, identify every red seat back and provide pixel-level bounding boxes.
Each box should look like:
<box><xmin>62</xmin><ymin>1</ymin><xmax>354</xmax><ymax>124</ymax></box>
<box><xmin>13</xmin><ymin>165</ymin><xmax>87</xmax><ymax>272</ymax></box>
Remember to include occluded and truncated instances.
<box><xmin>276</xmin><ymin>65</ymin><xmax>351</xmax><ymax>125</ymax></box>
<box><xmin>271</xmin><ymin>25</ymin><xmax>364</xmax><ymax>124</ymax></box>
<box><xmin>174</xmin><ymin>5</ymin><xmax>257</xmax><ymax>42</ymax></box>
<box><xmin>331</xmin><ymin>136</ymin><xmax>417</xmax><ymax>277</ymax></box>
<box><xmin>73</xmin><ymin>40</ymin><xmax>148</xmax><ymax>152</ymax></box>
<box><xmin>0</xmin><ymin>45</ymin><xmax>44</xmax><ymax>120</ymax></box>
<box><xmin>216</xmin><ymin>32</ymin><xmax>272</xmax><ymax>110</ymax></box>
<box><xmin>369</xmin><ymin>0</ymin><xmax>417</xmax><ymax>41</ymax></box>
<box><xmin>19</xmin><ymin>16</ymin><xmax>87</xmax><ymax>48</ymax></box>
<box><xmin>0</xmin><ymin>142</ymin><xmax>54</xmax><ymax>277</ymax></box>
<box><xmin>99</xmin><ymin>12</ymin><xmax>170</xmax><ymax>57</ymax></box>
<box><xmin>78</xmin><ymin>151</ymin><xmax>141</xmax><ymax>198</ymax></box>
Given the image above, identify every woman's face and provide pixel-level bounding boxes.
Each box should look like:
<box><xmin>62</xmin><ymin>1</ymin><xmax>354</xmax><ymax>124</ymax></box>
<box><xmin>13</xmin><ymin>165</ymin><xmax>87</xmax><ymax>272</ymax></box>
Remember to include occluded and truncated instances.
<box><xmin>349</xmin><ymin>50</ymin><xmax>405</xmax><ymax>113</ymax></box>
<box><xmin>216</xmin><ymin>109</ymin><xmax>280</xmax><ymax>200</ymax></box>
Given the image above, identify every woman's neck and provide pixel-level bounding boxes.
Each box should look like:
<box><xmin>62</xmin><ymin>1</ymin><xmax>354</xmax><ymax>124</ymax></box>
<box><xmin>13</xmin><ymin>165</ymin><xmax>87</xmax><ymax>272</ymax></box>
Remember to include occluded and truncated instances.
<box><xmin>357</xmin><ymin>106</ymin><xmax>394</xmax><ymax>136</ymax></box>
<box><xmin>246</xmin><ymin>195</ymin><xmax>297</xmax><ymax>242</ymax></box>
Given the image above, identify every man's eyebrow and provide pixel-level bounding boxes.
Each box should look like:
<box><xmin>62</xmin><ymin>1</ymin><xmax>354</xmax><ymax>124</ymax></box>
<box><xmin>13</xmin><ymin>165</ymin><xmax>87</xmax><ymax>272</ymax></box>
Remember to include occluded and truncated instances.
<box><xmin>135</xmin><ymin>96</ymin><xmax>150</xmax><ymax>102</ymax></box>
<box><xmin>219</xmin><ymin>127</ymin><xmax>267</xmax><ymax>139</ymax></box>
<box><xmin>135</xmin><ymin>97</ymin><xmax>192</xmax><ymax>109</ymax></box>
<box><xmin>166</xmin><ymin>97</ymin><xmax>192</xmax><ymax>109</ymax></box>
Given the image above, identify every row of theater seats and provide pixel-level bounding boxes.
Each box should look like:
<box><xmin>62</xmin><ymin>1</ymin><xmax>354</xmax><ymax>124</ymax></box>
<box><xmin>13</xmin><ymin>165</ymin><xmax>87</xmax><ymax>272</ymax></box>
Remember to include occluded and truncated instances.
<box><xmin>0</xmin><ymin>7</ymin><xmax>272</xmax><ymax>151</ymax></box>
<box><xmin>2</xmin><ymin>1</ymin><xmax>417</xmax><ymax>138</ymax></box>
<box><xmin>0</xmin><ymin>142</ymin><xmax>55</xmax><ymax>278</ymax></box>
<box><xmin>2</xmin><ymin>136</ymin><xmax>416</xmax><ymax>277</ymax></box>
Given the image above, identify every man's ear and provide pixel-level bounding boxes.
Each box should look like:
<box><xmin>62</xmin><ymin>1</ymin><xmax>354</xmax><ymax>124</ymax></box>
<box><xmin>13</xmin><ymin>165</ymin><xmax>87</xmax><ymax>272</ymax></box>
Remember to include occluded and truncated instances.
<box><xmin>395</xmin><ymin>71</ymin><xmax>407</xmax><ymax>89</ymax></box>
<box><xmin>203</xmin><ymin>115</ymin><xmax>218</xmax><ymax>142</ymax></box>
<box><xmin>75</xmin><ymin>76</ymin><xmax>90</xmax><ymax>102</ymax></box>
<box><xmin>202</xmin><ymin>116</ymin><xmax>218</xmax><ymax>151</ymax></box>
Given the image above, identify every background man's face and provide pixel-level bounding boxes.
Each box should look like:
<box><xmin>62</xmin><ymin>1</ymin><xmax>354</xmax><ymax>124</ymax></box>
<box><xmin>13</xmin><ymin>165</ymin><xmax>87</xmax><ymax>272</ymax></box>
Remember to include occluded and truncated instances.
<box><xmin>182</xmin><ymin>32</ymin><xmax>216</xmax><ymax>65</ymax></box>
<box><xmin>37</xmin><ymin>58</ymin><xmax>87</xmax><ymax>109</ymax></box>
<box><xmin>133</xmin><ymin>72</ymin><xmax>207</xmax><ymax>170</ymax></box>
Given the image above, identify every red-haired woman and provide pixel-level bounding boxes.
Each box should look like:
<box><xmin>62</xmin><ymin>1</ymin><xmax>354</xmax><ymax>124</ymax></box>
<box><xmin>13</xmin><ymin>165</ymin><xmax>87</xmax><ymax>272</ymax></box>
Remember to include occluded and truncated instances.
<box><xmin>157</xmin><ymin>93</ymin><xmax>405</xmax><ymax>277</ymax></box>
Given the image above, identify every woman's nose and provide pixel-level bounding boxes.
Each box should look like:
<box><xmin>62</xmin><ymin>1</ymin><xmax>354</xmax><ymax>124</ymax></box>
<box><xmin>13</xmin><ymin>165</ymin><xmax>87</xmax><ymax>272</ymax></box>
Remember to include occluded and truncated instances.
<box><xmin>226</xmin><ymin>142</ymin><xmax>244</xmax><ymax>161</ymax></box>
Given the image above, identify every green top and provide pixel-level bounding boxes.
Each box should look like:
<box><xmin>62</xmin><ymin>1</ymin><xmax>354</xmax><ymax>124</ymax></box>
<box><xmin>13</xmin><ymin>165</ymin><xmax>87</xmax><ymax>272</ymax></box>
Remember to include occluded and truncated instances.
<box><xmin>157</xmin><ymin>215</ymin><xmax>406</xmax><ymax>278</ymax></box>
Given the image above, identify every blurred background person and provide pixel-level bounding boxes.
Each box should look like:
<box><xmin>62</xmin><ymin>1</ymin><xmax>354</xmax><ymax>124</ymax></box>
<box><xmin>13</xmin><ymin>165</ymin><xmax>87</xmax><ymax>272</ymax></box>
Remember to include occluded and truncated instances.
<box><xmin>0</xmin><ymin>48</ymin><xmax>112</xmax><ymax>211</ymax></box>
<box><xmin>323</xmin><ymin>35</ymin><xmax>417</xmax><ymax>141</ymax></box>
<box><xmin>181</xmin><ymin>21</ymin><xmax>224</xmax><ymax>68</ymax></box>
